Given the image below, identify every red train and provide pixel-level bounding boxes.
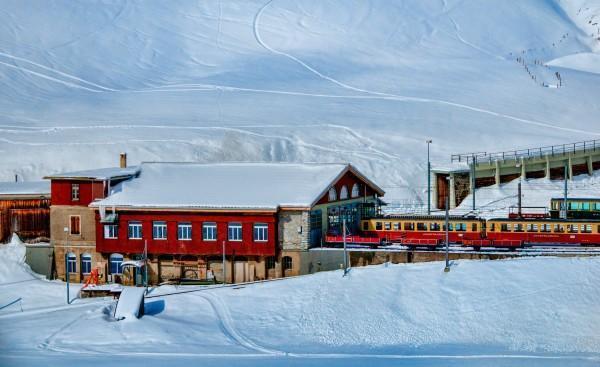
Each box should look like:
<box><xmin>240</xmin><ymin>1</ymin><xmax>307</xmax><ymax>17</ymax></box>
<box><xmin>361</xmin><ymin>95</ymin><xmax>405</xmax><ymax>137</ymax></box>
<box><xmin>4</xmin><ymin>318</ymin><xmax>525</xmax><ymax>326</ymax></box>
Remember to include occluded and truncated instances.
<box><xmin>326</xmin><ymin>215</ymin><xmax>600</xmax><ymax>249</ymax></box>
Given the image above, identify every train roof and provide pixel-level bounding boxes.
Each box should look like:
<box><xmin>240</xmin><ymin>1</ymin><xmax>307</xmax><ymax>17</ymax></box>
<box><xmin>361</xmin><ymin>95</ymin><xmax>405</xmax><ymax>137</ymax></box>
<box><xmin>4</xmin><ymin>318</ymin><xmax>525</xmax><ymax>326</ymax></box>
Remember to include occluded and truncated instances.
<box><xmin>372</xmin><ymin>215</ymin><xmax>482</xmax><ymax>221</ymax></box>
<box><xmin>488</xmin><ymin>217</ymin><xmax>600</xmax><ymax>222</ymax></box>
<box><xmin>550</xmin><ymin>197</ymin><xmax>600</xmax><ymax>201</ymax></box>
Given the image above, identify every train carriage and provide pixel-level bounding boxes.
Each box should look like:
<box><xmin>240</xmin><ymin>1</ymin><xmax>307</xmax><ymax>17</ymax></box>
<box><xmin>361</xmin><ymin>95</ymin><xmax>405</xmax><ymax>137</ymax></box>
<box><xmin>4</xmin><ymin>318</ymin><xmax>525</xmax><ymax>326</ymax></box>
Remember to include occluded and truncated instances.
<box><xmin>487</xmin><ymin>218</ymin><xmax>600</xmax><ymax>246</ymax></box>
<box><xmin>359</xmin><ymin>215</ymin><xmax>485</xmax><ymax>248</ymax></box>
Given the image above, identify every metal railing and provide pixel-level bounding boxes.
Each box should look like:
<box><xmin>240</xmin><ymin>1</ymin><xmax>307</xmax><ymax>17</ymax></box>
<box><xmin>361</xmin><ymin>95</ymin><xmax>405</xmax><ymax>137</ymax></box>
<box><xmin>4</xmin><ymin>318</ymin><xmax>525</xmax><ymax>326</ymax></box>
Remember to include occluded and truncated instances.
<box><xmin>451</xmin><ymin>139</ymin><xmax>600</xmax><ymax>164</ymax></box>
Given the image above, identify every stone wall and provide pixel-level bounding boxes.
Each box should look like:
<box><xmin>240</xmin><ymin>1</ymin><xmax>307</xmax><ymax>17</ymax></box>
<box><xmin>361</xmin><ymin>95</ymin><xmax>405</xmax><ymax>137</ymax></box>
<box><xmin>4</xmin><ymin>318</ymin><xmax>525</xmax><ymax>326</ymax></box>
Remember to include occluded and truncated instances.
<box><xmin>278</xmin><ymin>210</ymin><xmax>309</xmax><ymax>251</ymax></box>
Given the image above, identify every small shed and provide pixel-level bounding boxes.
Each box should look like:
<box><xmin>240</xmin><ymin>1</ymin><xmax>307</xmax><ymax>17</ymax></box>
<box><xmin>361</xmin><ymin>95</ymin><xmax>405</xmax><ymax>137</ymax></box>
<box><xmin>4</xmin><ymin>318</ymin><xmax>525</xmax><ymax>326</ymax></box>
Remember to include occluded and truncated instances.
<box><xmin>0</xmin><ymin>181</ymin><xmax>51</xmax><ymax>243</ymax></box>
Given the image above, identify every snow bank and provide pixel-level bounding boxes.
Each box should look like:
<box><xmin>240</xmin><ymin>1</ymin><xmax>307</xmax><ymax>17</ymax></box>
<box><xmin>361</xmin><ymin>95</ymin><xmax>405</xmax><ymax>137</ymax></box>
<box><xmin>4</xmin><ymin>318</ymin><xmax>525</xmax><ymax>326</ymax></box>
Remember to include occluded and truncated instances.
<box><xmin>0</xmin><ymin>234</ymin><xmax>43</xmax><ymax>284</ymax></box>
<box><xmin>114</xmin><ymin>287</ymin><xmax>146</xmax><ymax>321</ymax></box>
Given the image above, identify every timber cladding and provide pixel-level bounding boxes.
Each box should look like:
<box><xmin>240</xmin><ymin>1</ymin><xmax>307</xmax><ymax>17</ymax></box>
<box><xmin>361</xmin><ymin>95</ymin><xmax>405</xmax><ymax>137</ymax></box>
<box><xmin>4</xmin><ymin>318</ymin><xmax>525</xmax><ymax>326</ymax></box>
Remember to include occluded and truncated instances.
<box><xmin>0</xmin><ymin>198</ymin><xmax>50</xmax><ymax>243</ymax></box>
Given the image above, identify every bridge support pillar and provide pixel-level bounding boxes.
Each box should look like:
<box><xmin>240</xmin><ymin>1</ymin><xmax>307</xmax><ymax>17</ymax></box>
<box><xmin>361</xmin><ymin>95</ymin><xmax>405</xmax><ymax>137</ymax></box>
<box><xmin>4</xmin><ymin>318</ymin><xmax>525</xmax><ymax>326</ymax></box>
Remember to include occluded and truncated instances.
<box><xmin>520</xmin><ymin>157</ymin><xmax>526</xmax><ymax>179</ymax></box>
<box><xmin>588</xmin><ymin>155</ymin><xmax>594</xmax><ymax>176</ymax></box>
<box><xmin>495</xmin><ymin>160</ymin><xmax>500</xmax><ymax>185</ymax></box>
<box><xmin>545</xmin><ymin>156</ymin><xmax>551</xmax><ymax>178</ymax></box>
<box><xmin>568</xmin><ymin>156</ymin><xmax>573</xmax><ymax>180</ymax></box>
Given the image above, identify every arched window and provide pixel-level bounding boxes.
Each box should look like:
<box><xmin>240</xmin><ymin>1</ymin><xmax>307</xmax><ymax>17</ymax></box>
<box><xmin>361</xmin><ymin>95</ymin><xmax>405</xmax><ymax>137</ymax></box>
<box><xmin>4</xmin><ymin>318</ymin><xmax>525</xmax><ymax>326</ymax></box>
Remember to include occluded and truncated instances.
<box><xmin>282</xmin><ymin>256</ymin><xmax>293</xmax><ymax>271</ymax></box>
<box><xmin>340</xmin><ymin>185</ymin><xmax>349</xmax><ymax>200</ymax></box>
<box><xmin>81</xmin><ymin>253</ymin><xmax>92</xmax><ymax>274</ymax></box>
<box><xmin>328</xmin><ymin>187</ymin><xmax>337</xmax><ymax>202</ymax></box>
<box><xmin>66</xmin><ymin>252</ymin><xmax>77</xmax><ymax>273</ymax></box>
<box><xmin>109</xmin><ymin>253</ymin><xmax>124</xmax><ymax>275</ymax></box>
<box><xmin>351</xmin><ymin>183</ymin><xmax>360</xmax><ymax>198</ymax></box>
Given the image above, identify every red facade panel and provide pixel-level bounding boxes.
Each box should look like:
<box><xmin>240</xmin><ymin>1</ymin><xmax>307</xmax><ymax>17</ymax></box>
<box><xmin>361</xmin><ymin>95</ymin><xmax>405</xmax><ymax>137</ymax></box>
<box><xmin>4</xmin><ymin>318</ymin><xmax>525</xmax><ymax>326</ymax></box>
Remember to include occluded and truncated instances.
<box><xmin>51</xmin><ymin>180</ymin><xmax>106</xmax><ymax>206</ymax></box>
<box><xmin>95</xmin><ymin>211</ymin><xmax>277</xmax><ymax>256</ymax></box>
<box><xmin>315</xmin><ymin>170</ymin><xmax>378</xmax><ymax>205</ymax></box>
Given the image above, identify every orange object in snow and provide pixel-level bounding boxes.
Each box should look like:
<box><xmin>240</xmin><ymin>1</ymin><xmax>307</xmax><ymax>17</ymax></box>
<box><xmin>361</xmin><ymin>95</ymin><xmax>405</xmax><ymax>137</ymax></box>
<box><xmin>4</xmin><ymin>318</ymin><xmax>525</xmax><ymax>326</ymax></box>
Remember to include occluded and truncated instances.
<box><xmin>82</xmin><ymin>268</ymin><xmax>100</xmax><ymax>288</ymax></box>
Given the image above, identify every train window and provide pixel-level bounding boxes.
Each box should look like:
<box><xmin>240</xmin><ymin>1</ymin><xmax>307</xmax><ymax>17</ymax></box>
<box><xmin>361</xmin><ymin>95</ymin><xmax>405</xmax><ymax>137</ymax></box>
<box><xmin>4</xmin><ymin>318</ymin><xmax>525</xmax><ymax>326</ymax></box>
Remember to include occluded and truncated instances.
<box><xmin>490</xmin><ymin>223</ymin><xmax>495</xmax><ymax>231</ymax></box>
<box><xmin>376</xmin><ymin>222</ymin><xmax>382</xmax><ymax>230</ymax></box>
<box><xmin>567</xmin><ymin>224</ymin><xmax>578</xmax><ymax>233</ymax></box>
<box><xmin>595</xmin><ymin>203</ymin><xmax>600</xmax><ymax>210</ymax></box>
<box><xmin>501</xmin><ymin>223</ymin><xmax>510</xmax><ymax>232</ymax></box>
<box><xmin>442</xmin><ymin>223</ymin><xmax>454</xmax><ymax>231</ymax></box>
<box><xmin>363</xmin><ymin>222</ymin><xmax>369</xmax><ymax>231</ymax></box>
<box><xmin>471</xmin><ymin>223</ymin><xmax>477</xmax><ymax>232</ymax></box>
<box><xmin>526</xmin><ymin>224</ymin><xmax>536</xmax><ymax>232</ymax></box>
<box><xmin>404</xmin><ymin>222</ymin><xmax>415</xmax><ymax>231</ymax></box>
<box><xmin>582</xmin><ymin>224</ymin><xmax>592</xmax><ymax>233</ymax></box>
<box><xmin>417</xmin><ymin>222</ymin><xmax>427</xmax><ymax>231</ymax></box>
<box><xmin>430</xmin><ymin>223</ymin><xmax>440</xmax><ymax>231</ymax></box>
<box><xmin>384</xmin><ymin>222</ymin><xmax>391</xmax><ymax>230</ymax></box>
<box><xmin>455</xmin><ymin>223</ymin><xmax>466</xmax><ymax>232</ymax></box>
<box><xmin>540</xmin><ymin>224</ymin><xmax>551</xmax><ymax>233</ymax></box>
<box><xmin>514</xmin><ymin>224</ymin><xmax>524</xmax><ymax>232</ymax></box>
<box><xmin>553</xmin><ymin>224</ymin><xmax>564</xmax><ymax>233</ymax></box>
<box><xmin>582</xmin><ymin>203</ymin><xmax>590</xmax><ymax>210</ymax></box>
<box><xmin>597</xmin><ymin>225</ymin><xmax>600</xmax><ymax>233</ymax></box>
<box><xmin>393</xmin><ymin>222</ymin><xmax>400</xmax><ymax>230</ymax></box>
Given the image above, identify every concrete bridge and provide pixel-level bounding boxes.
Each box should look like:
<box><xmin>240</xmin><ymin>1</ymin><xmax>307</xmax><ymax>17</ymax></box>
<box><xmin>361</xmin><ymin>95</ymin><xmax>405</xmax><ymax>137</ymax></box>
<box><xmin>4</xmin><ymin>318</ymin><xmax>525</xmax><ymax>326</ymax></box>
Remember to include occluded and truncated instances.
<box><xmin>432</xmin><ymin>139</ymin><xmax>600</xmax><ymax>209</ymax></box>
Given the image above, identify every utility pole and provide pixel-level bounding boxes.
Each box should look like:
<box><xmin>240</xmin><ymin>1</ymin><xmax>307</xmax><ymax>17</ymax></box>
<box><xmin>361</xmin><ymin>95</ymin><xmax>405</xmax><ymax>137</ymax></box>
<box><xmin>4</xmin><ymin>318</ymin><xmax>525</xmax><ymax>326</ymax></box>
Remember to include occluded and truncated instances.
<box><xmin>426</xmin><ymin>140</ymin><xmax>433</xmax><ymax>215</ymax></box>
<box><xmin>444</xmin><ymin>195</ymin><xmax>450</xmax><ymax>273</ymax></box>
<box><xmin>65</xmin><ymin>252</ymin><xmax>71</xmax><ymax>304</ymax></box>
<box><xmin>342</xmin><ymin>217</ymin><xmax>349</xmax><ymax>276</ymax></box>
<box><xmin>222</xmin><ymin>240</ymin><xmax>226</xmax><ymax>286</ymax></box>
<box><xmin>563</xmin><ymin>162</ymin><xmax>568</xmax><ymax>219</ymax></box>
<box><xmin>144</xmin><ymin>240</ymin><xmax>148</xmax><ymax>289</ymax></box>
<box><xmin>516</xmin><ymin>163</ymin><xmax>522</xmax><ymax>218</ymax></box>
<box><xmin>471</xmin><ymin>155</ymin><xmax>477</xmax><ymax>211</ymax></box>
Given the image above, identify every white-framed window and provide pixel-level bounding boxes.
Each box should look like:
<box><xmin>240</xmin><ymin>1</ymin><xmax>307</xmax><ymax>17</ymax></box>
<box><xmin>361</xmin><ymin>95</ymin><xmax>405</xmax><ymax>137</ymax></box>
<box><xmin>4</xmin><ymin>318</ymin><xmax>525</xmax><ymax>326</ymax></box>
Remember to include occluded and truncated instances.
<box><xmin>340</xmin><ymin>185</ymin><xmax>349</xmax><ymax>200</ymax></box>
<box><xmin>71</xmin><ymin>184</ymin><xmax>80</xmax><ymax>201</ymax></box>
<box><xmin>69</xmin><ymin>215</ymin><xmax>81</xmax><ymax>235</ymax></box>
<box><xmin>109</xmin><ymin>253</ymin><xmax>123</xmax><ymax>275</ymax></box>
<box><xmin>228</xmin><ymin>222</ymin><xmax>242</xmax><ymax>241</ymax></box>
<box><xmin>67</xmin><ymin>252</ymin><xmax>77</xmax><ymax>273</ymax></box>
<box><xmin>203</xmin><ymin>222</ymin><xmax>217</xmax><ymax>241</ymax></box>
<box><xmin>104</xmin><ymin>224</ymin><xmax>118</xmax><ymax>239</ymax></box>
<box><xmin>81</xmin><ymin>253</ymin><xmax>92</xmax><ymax>274</ymax></box>
<box><xmin>128</xmin><ymin>221</ymin><xmax>142</xmax><ymax>239</ymax></box>
<box><xmin>178</xmin><ymin>222</ymin><xmax>192</xmax><ymax>240</ymax></box>
<box><xmin>153</xmin><ymin>221</ymin><xmax>167</xmax><ymax>240</ymax></box>
<box><xmin>351</xmin><ymin>183</ymin><xmax>360</xmax><ymax>198</ymax></box>
<box><xmin>253</xmin><ymin>223</ymin><xmax>268</xmax><ymax>242</ymax></box>
<box><xmin>328</xmin><ymin>187</ymin><xmax>337</xmax><ymax>201</ymax></box>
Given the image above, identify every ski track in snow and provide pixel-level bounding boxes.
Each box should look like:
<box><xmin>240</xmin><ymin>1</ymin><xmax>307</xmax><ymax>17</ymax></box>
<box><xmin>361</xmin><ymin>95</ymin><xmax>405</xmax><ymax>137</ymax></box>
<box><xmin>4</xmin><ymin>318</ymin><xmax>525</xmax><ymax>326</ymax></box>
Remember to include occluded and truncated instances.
<box><xmin>252</xmin><ymin>0</ymin><xmax>600</xmax><ymax>137</ymax></box>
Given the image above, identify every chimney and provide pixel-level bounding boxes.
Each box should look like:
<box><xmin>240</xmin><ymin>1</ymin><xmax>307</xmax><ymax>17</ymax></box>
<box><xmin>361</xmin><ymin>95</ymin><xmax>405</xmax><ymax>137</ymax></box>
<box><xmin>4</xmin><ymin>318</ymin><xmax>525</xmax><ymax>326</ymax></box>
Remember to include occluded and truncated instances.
<box><xmin>120</xmin><ymin>153</ymin><xmax>127</xmax><ymax>168</ymax></box>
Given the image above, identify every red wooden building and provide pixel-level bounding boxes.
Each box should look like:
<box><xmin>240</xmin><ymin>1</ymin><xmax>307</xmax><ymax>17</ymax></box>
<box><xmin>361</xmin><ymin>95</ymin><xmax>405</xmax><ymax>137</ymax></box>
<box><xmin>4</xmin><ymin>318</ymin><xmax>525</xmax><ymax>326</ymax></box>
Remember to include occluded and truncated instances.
<box><xmin>0</xmin><ymin>181</ymin><xmax>50</xmax><ymax>243</ymax></box>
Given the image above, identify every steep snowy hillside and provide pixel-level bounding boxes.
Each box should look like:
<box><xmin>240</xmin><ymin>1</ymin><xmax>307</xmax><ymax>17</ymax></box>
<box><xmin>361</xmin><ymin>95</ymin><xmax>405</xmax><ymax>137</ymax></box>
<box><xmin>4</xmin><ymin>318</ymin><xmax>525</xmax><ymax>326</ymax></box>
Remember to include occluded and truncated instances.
<box><xmin>1</xmin><ymin>0</ymin><xmax>599</xmax><ymax>202</ymax></box>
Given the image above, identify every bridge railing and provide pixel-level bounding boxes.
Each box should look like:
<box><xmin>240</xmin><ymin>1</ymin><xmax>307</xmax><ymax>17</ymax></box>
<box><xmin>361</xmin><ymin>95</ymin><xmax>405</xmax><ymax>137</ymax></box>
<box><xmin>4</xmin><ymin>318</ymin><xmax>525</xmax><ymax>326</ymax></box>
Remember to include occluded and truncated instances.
<box><xmin>451</xmin><ymin>139</ymin><xmax>600</xmax><ymax>164</ymax></box>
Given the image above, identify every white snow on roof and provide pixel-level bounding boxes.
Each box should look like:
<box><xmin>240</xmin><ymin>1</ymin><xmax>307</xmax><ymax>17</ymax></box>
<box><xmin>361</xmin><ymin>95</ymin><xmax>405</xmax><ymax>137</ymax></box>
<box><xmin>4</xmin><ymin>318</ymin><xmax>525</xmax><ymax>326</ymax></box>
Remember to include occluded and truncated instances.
<box><xmin>45</xmin><ymin>166</ymin><xmax>140</xmax><ymax>180</ymax></box>
<box><xmin>93</xmin><ymin>162</ymin><xmax>351</xmax><ymax>210</ymax></box>
<box><xmin>0</xmin><ymin>181</ymin><xmax>50</xmax><ymax>196</ymax></box>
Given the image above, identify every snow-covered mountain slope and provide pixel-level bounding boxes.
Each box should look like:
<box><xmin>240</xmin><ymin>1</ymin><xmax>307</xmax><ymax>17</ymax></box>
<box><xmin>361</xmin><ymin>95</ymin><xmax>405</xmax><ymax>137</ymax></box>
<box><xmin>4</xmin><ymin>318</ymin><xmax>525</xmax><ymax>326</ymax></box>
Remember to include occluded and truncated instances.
<box><xmin>1</xmin><ymin>0</ymin><xmax>599</xmax><ymax>202</ymax></box>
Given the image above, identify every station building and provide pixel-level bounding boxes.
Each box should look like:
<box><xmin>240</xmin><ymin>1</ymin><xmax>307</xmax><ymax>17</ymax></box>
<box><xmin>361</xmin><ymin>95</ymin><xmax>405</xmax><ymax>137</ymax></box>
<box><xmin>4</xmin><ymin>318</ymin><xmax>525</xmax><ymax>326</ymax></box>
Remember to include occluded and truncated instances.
<box><xmin>47</xmin><ymin>160</ymin><xmax>384</xmax><ymax>285</ymax></box>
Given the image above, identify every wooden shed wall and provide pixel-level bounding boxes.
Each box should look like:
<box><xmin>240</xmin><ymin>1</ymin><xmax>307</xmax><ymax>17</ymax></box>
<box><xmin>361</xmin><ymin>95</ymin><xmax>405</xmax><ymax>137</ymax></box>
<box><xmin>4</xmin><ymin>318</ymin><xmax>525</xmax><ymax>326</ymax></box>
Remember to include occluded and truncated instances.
<box><xmin>0</xmin><ymin>198</ymin><xmax>50</xmax><ymax>243</ymax></box>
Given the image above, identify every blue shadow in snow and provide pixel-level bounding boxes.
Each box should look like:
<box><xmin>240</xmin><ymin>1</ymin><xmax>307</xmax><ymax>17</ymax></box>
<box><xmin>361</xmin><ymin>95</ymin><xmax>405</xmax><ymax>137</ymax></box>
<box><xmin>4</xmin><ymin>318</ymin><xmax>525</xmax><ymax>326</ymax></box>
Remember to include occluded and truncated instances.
<box><xmin>144</xmin><ymin>299</ymin><xmax>165</xmax><ymax>316</ymax></box>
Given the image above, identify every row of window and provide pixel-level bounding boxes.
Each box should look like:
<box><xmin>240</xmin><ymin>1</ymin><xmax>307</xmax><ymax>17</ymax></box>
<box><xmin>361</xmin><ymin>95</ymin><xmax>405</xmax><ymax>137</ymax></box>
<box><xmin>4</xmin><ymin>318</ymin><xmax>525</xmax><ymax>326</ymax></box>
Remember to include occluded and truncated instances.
<box><xmin>551</xmin><ymin>201</ymin><xmax>600</xmax><ymax>211</ymax></box>
<box><xmin>68</xmin><ymin>253</ymin><xmax>293</xmax><ymax>275</ymax></box>
<box><xmin>491</xmin><ymin>223</ymin><xmax>597</xmax><ymax>234</ymax></box>
<box><xmin>104</xmin><ymin>222</ymin><xmax>269</xmax><ymax>242</ymax></box>
<box><xmin>368</xmin><ymin>221</ymin><xmax>475</xmax><ymax>232</ymax></box>
<box><xmin>328</xmin><ymin>183</ymin><xmax>361</xmax><ymax>202</ymax></box>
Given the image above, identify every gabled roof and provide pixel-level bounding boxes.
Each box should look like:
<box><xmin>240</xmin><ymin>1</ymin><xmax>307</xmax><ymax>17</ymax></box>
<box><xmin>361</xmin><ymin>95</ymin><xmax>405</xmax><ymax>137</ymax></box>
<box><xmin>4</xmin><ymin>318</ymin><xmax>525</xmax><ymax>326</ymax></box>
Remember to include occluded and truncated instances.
<box><xmin>91</xmin><ymin>162</ymin><xmax>384</xmax><ymax>211</ymax></box>
<box><xmin>0</xmin><ymin>181</ymin><xmax>50</xmax><ymax>198</ymax></box>
<box><xmin>44</xmin><ymin>166</ymin><xmax>140</xmax><ymax>181</ymax></box>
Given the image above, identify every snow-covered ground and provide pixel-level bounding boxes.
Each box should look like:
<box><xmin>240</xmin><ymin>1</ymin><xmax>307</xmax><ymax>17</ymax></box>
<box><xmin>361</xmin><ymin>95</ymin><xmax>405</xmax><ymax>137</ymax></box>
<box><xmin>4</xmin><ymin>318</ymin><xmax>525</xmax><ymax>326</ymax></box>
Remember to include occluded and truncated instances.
<box><xmin>1</xmin><ymin>236</ymin><xmax>600</xmax><ymax>366</ymax></box>
<box><xmin>0</xmin><ymin>0</ymin><xmax>599</xmax><ymax>205</ymax></box>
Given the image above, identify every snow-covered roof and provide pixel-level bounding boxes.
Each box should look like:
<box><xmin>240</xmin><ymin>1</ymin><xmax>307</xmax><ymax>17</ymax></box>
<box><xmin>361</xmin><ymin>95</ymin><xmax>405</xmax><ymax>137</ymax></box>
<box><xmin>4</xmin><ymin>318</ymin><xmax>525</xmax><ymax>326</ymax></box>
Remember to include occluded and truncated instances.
<box><xmin>44</xmin><ymin>166</ymin><xmax>140</xmax><ymax>181</ymax></box>
<box><xmin>0</xmin><ymin>181</ymin><xmax>50</xmax><ymax>197</ymax></box>
<box><xmin>92</xmin><ymin>162</ymin><xmax>383</xmax><ymax>210</ymax></box>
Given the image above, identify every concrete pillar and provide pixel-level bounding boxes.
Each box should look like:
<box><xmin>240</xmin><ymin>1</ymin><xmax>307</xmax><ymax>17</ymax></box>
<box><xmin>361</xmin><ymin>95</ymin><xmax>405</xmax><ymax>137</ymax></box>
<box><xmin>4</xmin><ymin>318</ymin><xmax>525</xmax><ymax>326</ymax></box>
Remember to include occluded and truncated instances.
<box><xmin>449</xmin><ymin>173</ymin><xmax>456</xmax><ymax>209</ymax></box>
<box><xmin>545</xmin><ymin>156</ymin><xmax>551</xmax><ymax>178</ymax></box>
<box><xmin>568</xmin><ymin>156</ymin><xmax>573</xmax><ymax>180</ymax></box>
<box><xmin>495</xmin><ymin>160</ymin><xmax>500</xmax><ymax>185</ymax></box>
<box><xmin>520</xmin><ymin>157</ymin><xmax>526</xmax><ymax>179</ymax></box>
<box><xmin>588</xmin><ymin>155</ymin><xmax>594</xmax><ymax>176</ymax></box>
